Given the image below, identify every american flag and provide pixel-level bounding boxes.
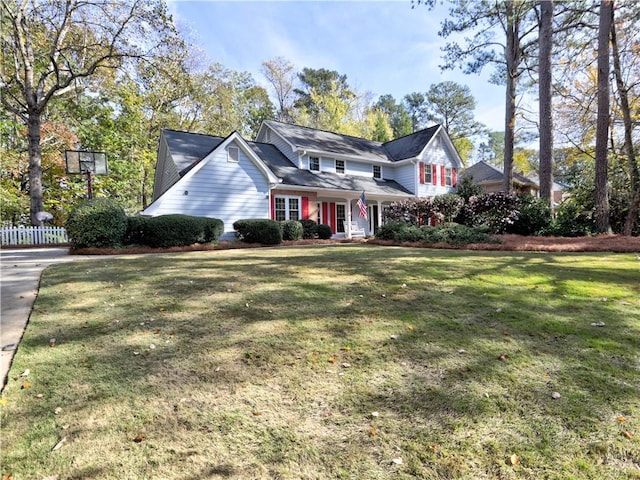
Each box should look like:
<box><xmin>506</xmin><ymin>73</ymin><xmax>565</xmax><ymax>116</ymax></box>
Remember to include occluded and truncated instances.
<box><xmin>357</xmin><ymin>191</ymin><xmax>367</xmax><ymax>220</ymax></box>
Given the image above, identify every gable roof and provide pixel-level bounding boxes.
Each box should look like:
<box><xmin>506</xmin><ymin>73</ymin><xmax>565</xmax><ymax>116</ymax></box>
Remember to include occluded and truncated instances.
<box><xmin>463</xmin><ymin>161</ymin><xmax>536</xmax><ymax>187</ymax></box>
<box><xmin>382</xmin><ymin>125</ymin><xmax>440</xmax><ymax>161</ymax></box>
<box><xmin>161</xmin><ymin>128</ymin><xmax>412</xmax><ymax>197</ymax></box>
<box><xmin>162</xmin><ymin>129</ymin><xmax>224</xmax><ymax>175</ymax></box>
<box><xmin>261</xmin><ymin>120</ymin><xmax>390</xmax><ymax>162</ymax></box>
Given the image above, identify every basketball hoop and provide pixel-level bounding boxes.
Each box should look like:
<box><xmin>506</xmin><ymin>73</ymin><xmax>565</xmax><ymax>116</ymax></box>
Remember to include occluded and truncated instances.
<box><xmin>65</xmin><ymin>151</ymin><xmax>108</xmax><ymax>199</ymax></box>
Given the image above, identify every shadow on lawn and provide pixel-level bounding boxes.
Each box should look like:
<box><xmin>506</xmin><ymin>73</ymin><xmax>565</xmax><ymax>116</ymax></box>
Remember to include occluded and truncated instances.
<box><xmin>7</xmin><ymin>245</ymin><xmax>639</xmax><ymax>476</ymax></box>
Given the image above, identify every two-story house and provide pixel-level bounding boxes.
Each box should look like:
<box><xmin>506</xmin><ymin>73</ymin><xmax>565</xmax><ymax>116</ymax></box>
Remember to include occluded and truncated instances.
<box><xmin>142</xmin><ymin>120</ymin><xmax>463</xmax><ymax>239</ymax></box>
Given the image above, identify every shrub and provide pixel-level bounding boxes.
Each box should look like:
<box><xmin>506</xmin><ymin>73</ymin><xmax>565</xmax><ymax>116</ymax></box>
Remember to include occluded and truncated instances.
<box><xmin>233</xmin><ymin>219</ymin><xmax>282</xmax><ymax>245</ymax></box>
<box><xmin>507</xmin><ymin>195</ymin><xmax>552</xmax><ymax>236</ymax></box>
<box><xmin>432</xmin><ymin>194</ymin><xmax>464</xmax><ymax>223</ymax></box>
<box><xmin>384</xmin><ymin>197</ymin><xmax>434</xmax><ymax>226</ymax></box>
<box><xmin>300</xmin><ymin>219</ymin><xmax>318</xmax><ymax>239</ymax></box>
<box><xmin>201</xmin><ymin>217</ymin><xmax>224</xmax><ymax>242</ymax></box>
<box><xmin>317</xmin><ymin>224</ymin><xmax>333</xmax><ymax>239</ymax></box>
<box><xmin>464</xmin><ymin>192</ymin><xmax>520</xmax><ymax>234</ymax></box>
<box><xmin>376</xmin><ymin>221</ymin><xmax>411</xmax><ymax>240</ymax></box>
<box><xmin>66</xmin><ymin>198</ymin><xmax>127</xmax><ymax>248</ymax></box>
<box><xmin>280</xmin><ymin>220</ymin><xmax>303</xmax><ymax>241</ymax></box>
<box><xmin>456</xmin><ymin>174</ymin><xmax>483</xmax><ymax>202</ymax></box>
<box><xmin>422</xmin><ymin>223</ymin><xmax>499</xmax><ymax>245</ymax></box>
<box><xmin>143</xmin><ymin>214</ymin><xmax>209</xmax><ymax>248</ymax></box>
<box><xmin>125</xmin><ymin>215</ymin><xmax>150</xmax><ymax>245</ymax></box>
<box><xmin>546</xmin><ymin>201</ymin><xmax>594</xmax><ymax>237</ymax></box>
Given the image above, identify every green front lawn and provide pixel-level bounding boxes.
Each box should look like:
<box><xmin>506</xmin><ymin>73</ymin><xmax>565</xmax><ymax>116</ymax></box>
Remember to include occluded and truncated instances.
<box><xmin>1</xmin><ymin>245</ymin><xmax>639</xmax><ymax>479</ymax></box>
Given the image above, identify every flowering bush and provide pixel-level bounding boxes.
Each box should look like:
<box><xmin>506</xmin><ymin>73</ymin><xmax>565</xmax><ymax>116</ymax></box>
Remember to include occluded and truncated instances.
<box><xmin>432</xmin><ymin>194</ymin><xmax>464</xmax><ymax>223</ymax></box>
<box><xmin>464</xmin><ymin>192</ymin><xmax>520</xmax><ymax>234</ymax></box>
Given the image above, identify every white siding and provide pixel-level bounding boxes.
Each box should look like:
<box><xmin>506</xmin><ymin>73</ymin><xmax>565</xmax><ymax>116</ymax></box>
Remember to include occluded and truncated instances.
<box><xmin>144</xmin><ymin>141</ymin><xmax>270</xmax><ymax>239</ymax></box>
<box><xmin>346</xmin><ymin>161</ymin><xmax>372</xmax><ymax>177</ymax></box>
<box><xmin>257</xmin><ymin>127</ymin><xmax>297</xmax><ymax>164</ymax></box>
<box><xmin>417</xmin><ymin>136</ymin><xmax>458</xmax><ymax>197</ymax></box>
<box><xmin>394</xmin><ymin>163</ymin><xmax>417</xmax><ymax>194</ymax></box>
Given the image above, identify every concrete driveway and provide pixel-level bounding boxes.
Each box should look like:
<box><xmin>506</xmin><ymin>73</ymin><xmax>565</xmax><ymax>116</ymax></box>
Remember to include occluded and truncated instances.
<box><xmin>0</xmin><ymin>248</ymin><xmax>91</xmax><ymax>391</ymax></box>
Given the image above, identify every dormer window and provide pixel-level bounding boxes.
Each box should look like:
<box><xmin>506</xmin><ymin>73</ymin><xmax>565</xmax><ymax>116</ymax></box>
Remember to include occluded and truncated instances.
<box><xmin>373</xmin><ymin>165</ymin><xmax>381</xmax><ymax>179</ymax></box>
<box><xmin>228</xmin><ymin>146</ymin><xmax>239</xmax><ymax>163</ymax></box>
<box><xmin>335</xmin><ymin>159</ymin><xmax>345</xmax><ymax>174</ymax></box>
<box><xmin>309</xmin><ymin>156</ymin><xmax>320</xmax><ymax>171</ymax></box>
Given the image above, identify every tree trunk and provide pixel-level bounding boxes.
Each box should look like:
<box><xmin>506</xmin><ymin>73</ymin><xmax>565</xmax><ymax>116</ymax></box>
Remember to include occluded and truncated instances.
<box><xmin>538</xmin><ymin>0</ymin><xmax>554</xmax><ymax>205</ymax></box>
<box><xmin>27</xmin><ymin>111</ymin><xmax>44</xmax><ymax>226</ymax></box>
<box><xmin>594</xmin><ymin>0</ymin><xmax>612</xmax><ymax>234</ymax></box>
<box><xmin>502</xmin><ymin>1</ymin><xmax>517</xmax><ymax>193</ymax></box>
<box><xmin>611</xmin><ymin>9</ymin><xmax>640</xmax><ymax>235</ymax></box>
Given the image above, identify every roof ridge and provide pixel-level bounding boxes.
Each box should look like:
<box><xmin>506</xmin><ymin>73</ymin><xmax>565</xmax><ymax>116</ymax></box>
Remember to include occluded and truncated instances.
<box><xmin>265</xmin><ymin>119</ymin><xmax>383</xmax><ymax>145</ymax></box>
<box><xmin>382</xmin><ymin>124</ymin><xmax>440</xmax><ymax>146</ymax></box>
<box><xmin>163</xmin><ymin>128</ymin><xmax>225</xmax><ymax>140</ymax></box>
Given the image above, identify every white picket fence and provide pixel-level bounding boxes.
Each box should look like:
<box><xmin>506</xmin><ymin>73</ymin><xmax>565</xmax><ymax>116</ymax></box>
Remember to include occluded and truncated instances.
<box><xmin>1</xmin><ymin>226</ymin><xmax>69</xmax><ymax>246</ymax></box>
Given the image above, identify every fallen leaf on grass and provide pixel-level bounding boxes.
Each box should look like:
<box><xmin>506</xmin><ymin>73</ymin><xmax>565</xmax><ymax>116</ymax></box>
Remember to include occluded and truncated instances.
<box><xmin>621</xmin><ymin>431</ymin><xmax>634</xmax><ymax>439</ymax></box>
<box><xmin>54</xmin><ymin>407</ymin><xmax>62</xmax><ymax>415</ymax></box>
<box><xmin>327</xmin><ymin>357</ymin><xmax>336</xmax><ymax>364</ymax></box>
<box><xmin>341</xmin><ymin>362</ymin><xmax>351</xmax><ymax>368</ymax></box>
<box><xmin>391</xmin><ymin>457</ymin><xmax>403</xmax><ymax>465</ymax></box>
<box><xmin>369</xmin><ymin>428</ymin><xmax>377</xmax><ymax>437</ymax></box>
<box><xmin>617</xmin><ymin>416</ymin><xmax>626</xmax><ymax>423</ymax></box>
<box><xmin>509</xmin><ymin>454</ymin><xmax>520</xmax><ymax>466</ymax></box>
<box><xmin>51</xmin><ymin>437</ymin><xmax>66</xmax><ymax>452</ymax></box>
<box><xmin>498</xmin><ymin>355</ymin><xmax>507</xmax><ymax>361</ymax></box>
<box><xmin>0</xmin><ymin>396</ymin><xmax>7</xmax><ymax>405</ymax></box>
<box><xmin>551</xmin><ymin>392</ymin><xmax>561</xmax><ymax>399</ymax></box>
<box><xmin>20</xmin><ymin>369</ymin><xmax>30</xmax><ymax>377</ymax></box>
<box><xmin>2</xmin><ymin>473</ymin><xmax>12</xmax><ymax>480</ymax></box>
<box><xmin>133</xmin><ymin>434</ymin><xmax>145</xmax><ymax>443</ymax></box>
<box><xmin>21</xmin><ymin>381</ymin><xmax>31</xmax><ymax>389</ymax></box>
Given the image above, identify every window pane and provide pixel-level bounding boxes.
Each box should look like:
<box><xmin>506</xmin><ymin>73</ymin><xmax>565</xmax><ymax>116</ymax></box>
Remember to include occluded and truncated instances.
<box><xmin>336</xmin><ymin>160</ymin><xmax>345</xmax><ymax>173</ymax></box>
<box><xmin>336</xmin><ymin>204</ymin><xmax>346</xmax><ymax>233</ymax></box>
<box><xmin>289</xmin><ymin>198</ymin><xmax>299</xmax><ymax>220</ymax></box>
<box><xmin>310</xmin><ymin>157</ymin><xmax>320</xmax><ymax>171</ymax></box>
<box><xmin>373</xmin><ymin>165</ymin><xmax>381</xmax><ymax>178</ymax></box>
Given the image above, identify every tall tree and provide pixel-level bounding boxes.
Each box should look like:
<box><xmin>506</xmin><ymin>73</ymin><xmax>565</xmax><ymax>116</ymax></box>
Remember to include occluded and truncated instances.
<box><xmin>1</xmin><ymin>0</ymin><xmax>181</xmax><ymax>225</ymax></box>
<box><xmin>431</xmin><ymin>0</ymin><xmax>538</xmax><ymax>192</ymax></box>
<box><xmin>538</xmin><ymin>0</ymin><xmax>554</xmax><ymax>204</ymax></box>
<box><xmin>611</xmin><ymin>3</ymin><xmax>640</xmax><ymax>235</ymax></box>
<box><xmin>594</xmin><ymin>0</ymin><xmax>612</xmax><ymax>233</ymax></box>
<box><xmin>375</xmin><ymin>94</ymin><xmax>413</xmax><ymax>138</ymax></box>
<box><xmin>403</xmin><ymin>92</ymin><xmax>427</xmax><ymax>132</ymax></box>
<box><xmin>261</xmin><ymin>57</ymin><xmax>297</xmax><ymax>123</ymax></box>
<box><xmin>424</xmin><ymin>81</ymin><xmax>486</xmax><ymax>163</ymax></box>
<box><xmin>294</xmin><ymin>68</ymin><xmax>354</xmax><ymax>125</ymax></box>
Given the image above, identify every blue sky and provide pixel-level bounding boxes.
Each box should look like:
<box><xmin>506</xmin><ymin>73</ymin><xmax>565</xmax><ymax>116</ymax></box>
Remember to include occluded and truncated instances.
<box><xmin>167</xmin><ymin>0</ymin><xmax>506</xmax><ymax>132</ymax></box>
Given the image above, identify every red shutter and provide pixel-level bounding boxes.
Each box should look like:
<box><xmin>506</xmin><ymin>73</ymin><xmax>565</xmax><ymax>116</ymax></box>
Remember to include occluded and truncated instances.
<box><xmin>419</xmin><ymin>162</ymin><xmax>425</xmax><ymax>184</ymax></box>
<box><xmin>452</xmin><ymin>168</ymin><xmax>457</xmax><ymax>187</ymax></box>
<box><xmin>440</xmin><ymin>165</ymin><xmax>445</xmax><ymax>186</ymax></box>
<box><xmin>302</xmin><ymin>197</ymin><xmax>309</xmax><ymax>219</ymax></box>
<box><xmin>322</xmin><ymin>202</ymin><xmax>328</xmax><ymax>226</ymax></box>
<box><xmin>432</xmin><ymin>164</ymin><xmax>437</xmax><ymax>185</ymax></box>
<box><xmin>329</xmin><ymin>202</ymin><xmax>336</xmax><ymax>233</ymax></box>
<box><xmin>270</xmin><ymin>194</ymin><xmax>275</xmax><ymax>220</ymax></box>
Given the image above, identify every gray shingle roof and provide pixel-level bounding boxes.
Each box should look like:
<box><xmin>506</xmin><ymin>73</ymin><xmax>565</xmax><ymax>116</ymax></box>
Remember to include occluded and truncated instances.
<box><xmin>383</xmin><ymin>125</ymin><xmax>439</xmax><ymax>161</ymax></box>
<box><xmin>162</xmin><ymin>129</ymin><xmax>224</xmax><ymax>175</ymax></box>
<box><xmin>463</xmin><ymin>161</ymin><xmax>536</xmax><ymax>186</ymax></box>
<box><xmin>162</xmin><ymin>128</ymin><xmax>412</xmax><ymax>196</ymax></box>
<box><xmin>263</xmin><ymin>120</ymin><xmax>390</xmax><ymax>162</ymax></box>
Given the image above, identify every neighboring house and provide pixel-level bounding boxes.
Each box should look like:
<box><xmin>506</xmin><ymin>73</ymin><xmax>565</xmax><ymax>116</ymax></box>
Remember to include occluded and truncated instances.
<box><xmin>143</xmin><ymin>120</ymin><xmax>463</xmax><ymax>239</ymax></box>
<box><xmin>525</xmin><ymin>174</ymin><xmax>566</xmax><ymax>206</ymax></box>
<box><xmin>462</xmin><ymin>161</ymin><xmax>538</xmax><ymax>196</ymax></box>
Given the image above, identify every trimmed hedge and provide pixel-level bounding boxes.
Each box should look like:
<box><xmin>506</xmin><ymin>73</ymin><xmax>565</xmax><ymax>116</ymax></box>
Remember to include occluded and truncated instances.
<box><xmin>141</xmin><ymin>215</ymin><xmax>223</xmax><ymax>248</ymax></box>
<box><xmin>300</xmin><ymin>219</ymin><xmax>319</xmax><ymax>239</ymax></box>
<box><xmin>376</xmin><ymin>221</ymin><xmax>498</xmax><ymax>245</ymax></box>
<box><xmin>280</xmin><ymin>220</ymin><xmax>303</xmax><ymax>241</ymax></box>
<box><xmin>66</xmin><ymin>198</ymin><xmax>127</xmax><ymax>248</ymax></box>
<box><xmin>317</xmin><ymin>224</ymin><xmax>332</xmax><ymax>239</ymax></box>
<box><xmin>233</xmin><ymin>219</ymin><xmax>282</xmax><ymax>245</ymax></box>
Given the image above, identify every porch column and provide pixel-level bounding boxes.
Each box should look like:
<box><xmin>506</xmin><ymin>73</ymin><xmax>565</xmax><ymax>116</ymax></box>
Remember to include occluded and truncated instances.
<box><xmin>345</xmin><ymin>197</ymin><xmax>352</xmax><ymax>238</ymax></box>
<box><xmin>377</xmin><ymin>200</ymin><xmax>383</xmax><ymax>231</ymax></box>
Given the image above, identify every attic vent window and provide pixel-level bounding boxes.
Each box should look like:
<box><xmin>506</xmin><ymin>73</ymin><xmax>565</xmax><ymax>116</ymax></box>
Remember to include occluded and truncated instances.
<box><xmin>335</xmin><ymin>159</ymin><xmax>345</xmax><ymax>174</ymax></box>
<box><xmin>228</xmin><ymin>146</ymin><xmax>239</xmax><ymax>163</ymax></box>
<box><xmin>373</xmin><ymin>165</ymin><xmax>381</xmax><ymax>179</ymax></box>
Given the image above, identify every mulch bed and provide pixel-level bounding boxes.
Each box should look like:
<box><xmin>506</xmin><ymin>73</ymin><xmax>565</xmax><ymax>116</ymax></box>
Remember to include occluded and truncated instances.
<box><xmin>69</xmin><ymin>234</ymin><xmax>640</xmax><ymax>255</ymax></box>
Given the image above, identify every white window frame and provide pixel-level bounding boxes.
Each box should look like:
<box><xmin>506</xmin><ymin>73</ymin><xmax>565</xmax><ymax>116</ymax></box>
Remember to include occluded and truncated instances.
<box><xmin>424</xmin><ymin>163</ymin><xmax>432</xmax><ymax>183</ymax></box>
<box><xmin>335</xmin><ymin>159</ymin><xmax>345</xmax><ymax>174</ymax></box>
<box><xmin>274</xmin><ymin>195</ymin><xmax>301</xmax><ymax>221</ymax></box>
<box><xmin>373</xmin><ymin>165</ymin><xmax>381</xmax><ymax>179</ymax></box>
<box><xmin>228</xmin><ymin>146</ymin><xmax>239</xmax><ymax>163</ymax></box>
<box><xmin>336</xmin><ymin>203</ymin><xmax>346</xmax><ymax>233</ymax></box>
<box><xmin>309</xmin><ymin>156</ymin><xmax>320</xmax><ymax>171</ymax></box>
<box><xmin>445</xmin><ymin>167</ymin><xmax>452</xmax><ymax>187</ymax></box>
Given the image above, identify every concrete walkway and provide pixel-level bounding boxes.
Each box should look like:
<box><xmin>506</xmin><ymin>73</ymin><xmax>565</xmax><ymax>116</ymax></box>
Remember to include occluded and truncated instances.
<box><xmin>0</xmin><ymin>248</ymin><xmax>93</xmax><ymax>392</ymax></box>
